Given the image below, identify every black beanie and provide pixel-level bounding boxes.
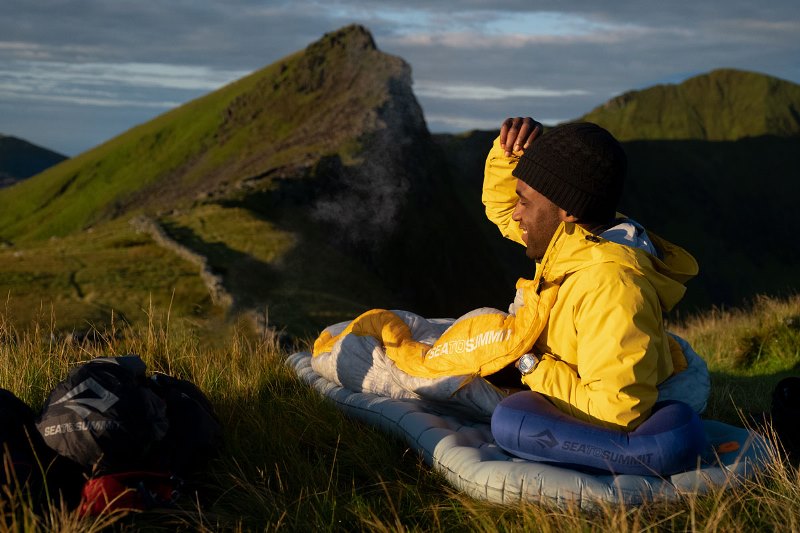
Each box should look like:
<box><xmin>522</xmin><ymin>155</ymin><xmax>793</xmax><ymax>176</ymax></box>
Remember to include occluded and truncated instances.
<box><xmin>512</xmin><ymin>122</ymin><xmax>626</xmax><ymax>223</ymax></box>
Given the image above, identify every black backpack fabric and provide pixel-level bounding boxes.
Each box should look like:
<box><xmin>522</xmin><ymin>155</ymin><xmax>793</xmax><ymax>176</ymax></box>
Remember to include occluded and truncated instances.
<box><xmin>771</xmin><ymin>376</ymin><xmax>800</xmax><ymax>462</ymax></box>
<box><xmin>0</xmin><ymin>388</ymin><xmax>52</xmax><ymax>488</ymax></box>
<box><xmin>36</xmin><ymin>355</ymin><xmax>169</xmax><ymax>474</ymax></box>
<box><xmin>36</xmin><ymin>355</ymin><xmax>222</xmax><ymax>480</ymax></box>
<box><xmin>148</xmin><ymin>372</ymin><xmax>223</xmax><ymax>475</ymax></box>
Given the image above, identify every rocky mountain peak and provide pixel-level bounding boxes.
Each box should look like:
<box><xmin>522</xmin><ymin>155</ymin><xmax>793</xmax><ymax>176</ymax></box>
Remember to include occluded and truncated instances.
<box><xmin>307</xmin><ymin>24</ymin><xmax>377</xmax><ymax>54</ymax></box>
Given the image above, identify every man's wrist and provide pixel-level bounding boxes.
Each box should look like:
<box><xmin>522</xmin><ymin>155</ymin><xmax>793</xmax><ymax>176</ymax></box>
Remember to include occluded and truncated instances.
<box><xmin>516</xmin><ymin>353</ymin><xmax>540</xmax><ymax>375</ymax></box>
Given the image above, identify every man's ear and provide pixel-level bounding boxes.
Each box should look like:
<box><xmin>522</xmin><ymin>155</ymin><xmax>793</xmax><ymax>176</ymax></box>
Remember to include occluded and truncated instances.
<box><xmin>559</xmin><ymin>209</ymin><xmax>579</xmax><ymax>223</ymax></box>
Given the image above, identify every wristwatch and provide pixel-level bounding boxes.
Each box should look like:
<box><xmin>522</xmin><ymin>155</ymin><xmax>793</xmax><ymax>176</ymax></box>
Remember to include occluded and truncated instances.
<box><xmin>516</xmin><ymin>353</ymin><xmax>540</xmax><ymax>375</ymax></box>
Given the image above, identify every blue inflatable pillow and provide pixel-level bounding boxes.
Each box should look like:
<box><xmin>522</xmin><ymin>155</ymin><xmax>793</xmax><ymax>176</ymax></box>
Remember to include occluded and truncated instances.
<box><xmin>491</xmin><ymin>392</ymin><xmax>707</xmax><ymax>476</ymax></box>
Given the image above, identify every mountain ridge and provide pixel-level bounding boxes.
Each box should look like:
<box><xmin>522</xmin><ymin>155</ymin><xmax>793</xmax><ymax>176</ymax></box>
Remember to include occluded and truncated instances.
<box><xmin>0</xmin><ymin>25</ymin><xmax>513</xmax><ymax>334</ymax></box>
<box><xmin>579</xmin><ymin>68</ymin><xmax>800</xmax><ymax>141</ymax></box>
<box><xmin>0</xmin><ymin>25</ymin><xmax>411</xmax><ymax>242</ymax></box>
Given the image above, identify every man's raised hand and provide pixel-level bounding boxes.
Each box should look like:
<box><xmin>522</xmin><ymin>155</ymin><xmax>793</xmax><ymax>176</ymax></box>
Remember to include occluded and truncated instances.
<box><xmin>500</xmin><ymin>117</ymin><xmax>542</xmax><ymax>157</ymax></box>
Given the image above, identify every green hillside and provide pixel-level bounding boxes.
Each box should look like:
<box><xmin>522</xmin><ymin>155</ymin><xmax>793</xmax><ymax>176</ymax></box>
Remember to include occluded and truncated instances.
<box><xmin>580</xmin><ymin>69</ymin><xmax>800</xmax><ymax>141</ymax></box>
<box><xmin>0</xmin><ymin>26</ymin><xmax>396</xmax><ymax>243</ymax></box>
<box><xmin>0</xmin><ymin>25</ymin><xmax>512</xmax><ymax>334</ymax></box>
<box><xmin>0</xmin><ymin>26</ymin><xmax>404</xmax><ymax>333</ymax></box>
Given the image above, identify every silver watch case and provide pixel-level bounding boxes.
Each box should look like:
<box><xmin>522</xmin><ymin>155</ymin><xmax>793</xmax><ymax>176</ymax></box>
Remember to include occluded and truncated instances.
<box><xmin>517</xmin><ymin>353</ymin><xmax>539</xmax><ymax>375</ymax></box>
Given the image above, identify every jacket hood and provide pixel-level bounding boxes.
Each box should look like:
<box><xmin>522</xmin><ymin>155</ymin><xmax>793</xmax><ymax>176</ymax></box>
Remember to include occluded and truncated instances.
<box><xmin>539</xmin><ymin>222</ymin><xmax>698</xmax><ymax>312</ymax></box>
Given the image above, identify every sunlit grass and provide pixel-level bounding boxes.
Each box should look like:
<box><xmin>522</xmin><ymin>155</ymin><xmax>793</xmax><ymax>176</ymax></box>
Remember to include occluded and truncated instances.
<box><xmin>0</xmin><ymin>220</ymin><xmax>215</xmax><ymax>333</ymax></box>
<box><xmin>0</xmin><ymin>202</ymin><xmax>394</xmax><ymax>339</ymax></box>
<box><xmin>672</xmin><ymin>293</ymin><xmax>800</xmax><ymax>421</ymax></box>
<box><xmin>0</xmin><ymin>295</ymin><xmax>798</xmax><ymax>530</ymax></box>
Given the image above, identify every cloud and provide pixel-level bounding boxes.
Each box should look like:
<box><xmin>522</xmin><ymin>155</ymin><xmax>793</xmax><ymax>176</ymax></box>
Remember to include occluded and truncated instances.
<box><xmin>0</xmin><ymin>1</ymin><xmax>329</xmax><ymax>68</ymax></box>
<box><xmin>0</xmin><ymin>91</ymin><xmax>179</xmax><ymax>109</ymax></box>
<box><xmin>424</xmin><ymin>114</ymin><xmax>500</xmax><ymax>131</ymax></box>
<box><xmin>0</xmin><ymin>60</ymin><xmax>248</xmax><ymax>109</ymax></box>
<box><xmin>424</xmin><ymin>113</ymin><xmax>567</xmax><ymax>131</ymax></box>
<box><xmin>387</xmin><ymin>31</ymin><xmax>637</xmax><ymax>49</ymax></box>
<box><xmin>414</xmin><ymin>81</ymin><xmax>588</xmax><ymax>100</ymax></box>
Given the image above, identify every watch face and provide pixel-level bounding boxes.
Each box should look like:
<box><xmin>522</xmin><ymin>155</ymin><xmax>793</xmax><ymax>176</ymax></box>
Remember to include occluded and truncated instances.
<box><xmin>518</xmin><ymin>354</ymin><xmax>537</xmax><ymax>374</ymax></box>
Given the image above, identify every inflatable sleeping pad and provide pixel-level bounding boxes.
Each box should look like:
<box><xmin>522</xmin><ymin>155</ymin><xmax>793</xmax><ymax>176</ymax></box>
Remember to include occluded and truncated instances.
<box><xmin>288</xmin><ymin>351</ymin><xmax>773</xmax><ymax>509</ymax></box>
<box><xmin>491</xmin><ymin>392</ymin><xmax>706</xmax><ymax>476</ymax></box>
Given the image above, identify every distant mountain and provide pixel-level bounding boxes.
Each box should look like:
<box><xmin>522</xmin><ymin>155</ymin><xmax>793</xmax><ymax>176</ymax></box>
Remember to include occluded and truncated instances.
<box><xmin>580</xmin><ymin>69</ymin><xmax>800</xmax><ymax>141</ymax></box>
<box><xmin>0</xmin><ymin>135</ymin><xmax>66</xmax><ymax>188</ymax></box>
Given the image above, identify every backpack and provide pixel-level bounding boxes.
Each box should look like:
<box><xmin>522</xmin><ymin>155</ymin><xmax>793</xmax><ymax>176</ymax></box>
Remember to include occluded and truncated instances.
<box><xmin>147</xmin><ymin>372</ymin><xmax>223</xmax><ymax>475</ymax></box>
<box><xmin>36</xmin><ymin>354</ymin><xmax>224</xmax><ymax>472</ymax></box>
<box><xmin>36</xmin><ymin>355</ymin><xmax>169</xmax><ymax>474</ymax></box>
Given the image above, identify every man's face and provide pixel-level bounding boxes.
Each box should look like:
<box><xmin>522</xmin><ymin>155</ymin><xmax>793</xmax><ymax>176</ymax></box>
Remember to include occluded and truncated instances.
<box><xmin>512</xmin><ymin>179</ymin><xmax>566</xmax><ymax>260</ymax></box>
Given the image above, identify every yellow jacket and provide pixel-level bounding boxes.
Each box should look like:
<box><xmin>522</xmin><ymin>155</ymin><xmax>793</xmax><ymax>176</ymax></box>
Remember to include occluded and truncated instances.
<box><xmin>483</xmin><ymin>136</ymin><xmax>698</xmax><ymax>429</ymax></box>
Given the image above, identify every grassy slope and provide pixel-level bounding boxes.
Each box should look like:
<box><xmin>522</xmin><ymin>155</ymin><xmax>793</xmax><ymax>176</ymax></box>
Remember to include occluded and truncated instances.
<box><xmin>0</xmin><ymin>26</ymin><xmax>395</xmax><ymax>245</ymax></box>
<box><xmin>1</xmin><ymin>295</ymin><xmax>798</xmax><ymax>530</ymax></box>
<box><xmin>0</xmin><ymin>219</ymin><xmax>216</xmax><ymax>331</ymax></box>
<box><xmin>673</xmin><ymin>295</ymin><xmax>800</xmax><ymax>422</ymax></box>
<box><xmin>0</xmin><ymin>63</ymin><xmax>274</xmax><ymax>243</ymax></box>
<box><xmin>580</xmin><ymin>69</ymin><xmax>800</xmax><ymax>141</ymax></box>
<box><xmin>0</xmin><ymin>26</ymin><xmax>412</xmax><ymax>335</ymax></box>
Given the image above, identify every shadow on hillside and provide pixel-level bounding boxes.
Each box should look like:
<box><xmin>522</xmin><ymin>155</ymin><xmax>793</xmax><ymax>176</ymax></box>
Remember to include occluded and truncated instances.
<box><xmin>218</xmin><ymin>193</ymin><xmax>401</xmax><ymax>333</ymax></box>
<box><xmin>620</xmin><ymin>135</ymin><xmax>800</xmax><ymax>313</ymax></box>
<box><xmin>159</xmin><ymin>221</ymin><xmax>279</xmax><ymax>318</ymax></box>
<box><xmin>213</xmin><ymin>152</ymin><xmax>528</xmax><ymax>335</ymax></box>
<box><xmin>435</xmin><ymin>132</ymin><xmax>800</xmax><ymax>316</ymax></box>
<box><xmin>195</xmin><ymin>133</ymin><xmax>800</xmax><ymax>337</ymax></box>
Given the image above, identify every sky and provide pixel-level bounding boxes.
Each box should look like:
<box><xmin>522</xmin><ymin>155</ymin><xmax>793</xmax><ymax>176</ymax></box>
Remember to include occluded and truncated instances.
<box><xmin>2</xmin><ymin>1</ymin><xmax>799</xmax><ymax>156</ymax></box>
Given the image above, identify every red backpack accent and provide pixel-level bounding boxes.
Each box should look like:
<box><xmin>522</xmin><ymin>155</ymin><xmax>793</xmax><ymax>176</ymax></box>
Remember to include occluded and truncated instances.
<box><xmin>79</xmin><ymin>471</ymin><xmax>181</xmax><ymax>517</ymax></box>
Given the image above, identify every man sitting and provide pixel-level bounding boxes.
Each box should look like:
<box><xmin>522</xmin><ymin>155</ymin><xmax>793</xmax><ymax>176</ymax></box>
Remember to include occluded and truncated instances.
<box><xmin>483</xmin><ymin>117</ymin><xmax>705</xmax><ymax>430</ymax></box>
